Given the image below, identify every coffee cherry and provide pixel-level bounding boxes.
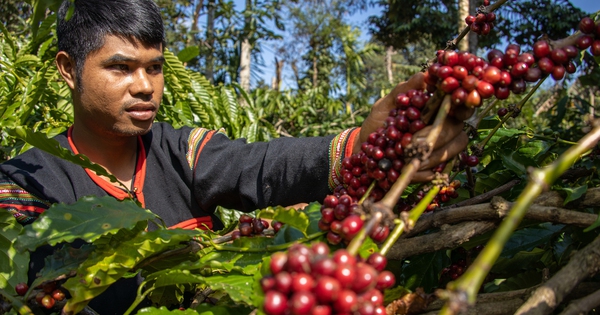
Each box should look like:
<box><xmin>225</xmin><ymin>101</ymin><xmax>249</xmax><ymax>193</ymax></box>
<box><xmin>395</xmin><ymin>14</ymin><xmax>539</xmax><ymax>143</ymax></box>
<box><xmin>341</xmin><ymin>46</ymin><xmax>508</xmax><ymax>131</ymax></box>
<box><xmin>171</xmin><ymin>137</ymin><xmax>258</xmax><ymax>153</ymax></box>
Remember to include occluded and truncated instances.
<box><xmin>537</xmin><ymin>57</ymin><xmax>555</xmax><ymax>74</ymax></box>
<box><xmin>482</xmin><ymin>66</ymin><xmax>501</xmax><ymax>84</ymax></box>
<box><xmin>341</xmin><ymin>214</ymin><xmax>363</xmax><ymax>240</ymax></box>
<box><xmin>272</xmin><ymin>221</ymin><xmax>283</xmax><ymax>233</ymax></box>
<box><xmin>41</xmin><ymin>295</ymin><xmax>55</xmax><ymax>309</ymax></box>
<box><xmin>314</xmin><ymin>276</ymin><xmax>341</xmax><ymax>303</ymax></box>
<box><xmin>497</xmin><ymin>107</ymin><xmax>509</xmax><ymax>117</ymax></box>
<box><xmin>270</xmin><ymin>252</ymin><xmax>288</xmax><ymax>274</ymax></box>
<box><xmin>352</xmin><ymin>263</ymin><xmax>378</xmax><ymax>293</ymax></box>
<box><xmin>476</xmin><ymin>81</ymin><xmax>495</xmax><ymax>99</ymax></box>
<box><xmin>550</xmin><ymin>48</ymin><xmax>568</xmax><ymax>65</ymax></box>
<box><xmin>465</xmin><ymin>155</ymin><xmax>479</xmax><ymax>167</ymax></box>
<box><xmin>375</xmin><ymin>271</ymin><xmax>396</xmax><ymax>290</ymax></box>
<box><xmin>592</xmin><ymin>40</ymin><xmax>600</xmax><ymax>56</ymax></box>
<box><xmin>552</xmin><ymin>65</ymin><xmax>566</xmax><ymax>80</ymax></box>
<box><xmin>533</xmin><ymin>40</ymin><xmax>550</xmax><ymax>58</ymax></box>
<box><xmin>465</xmin><ymin>15</ymin><xmax>476</xmax><ymax>25</ymax></box>
<box><xmin>334</xmin><ymin>289</ymin><xmax>358</xmax><ymax>313</ymax></box>
<box><xmin>441</xmin><ymin>76</ymin><xmax>460</xmax><ymax>93</ymax></box>
<box><xmin>579</xmin><ymin>17</ymin><xmax>596</xmax><ymax>34</ymax></box>
<box><xmin>465</xmin><ymin>90</ymin><xmax>481</xmax><ymax>108</ymax></box>
<box><xmin>524</xmin><ymin>67</ymin><xmax>542</xmax><ymax>82</ymax></box>
<box><xmin>264</xmin><ymin>291</ymin><xmax>288</xmax><ymax>315</ymax></box>
<box><xmin>15</xmin><ymin>282</ymin><xmax>28</xmax><ymax>296</ymax></box>
<box><xmin>577</xmin><ymin>35</ymin><xmax>594</xmax><ymax>49</ymax></box>
<box><xmin>51</xmin><ymin>289</ymin><xmax>65</xmax><ymax>301</ymax></box>
<box><xmin>239</xmin><ymin>214</ymin><xmax>253</xmax><ymax>224</ymax></box>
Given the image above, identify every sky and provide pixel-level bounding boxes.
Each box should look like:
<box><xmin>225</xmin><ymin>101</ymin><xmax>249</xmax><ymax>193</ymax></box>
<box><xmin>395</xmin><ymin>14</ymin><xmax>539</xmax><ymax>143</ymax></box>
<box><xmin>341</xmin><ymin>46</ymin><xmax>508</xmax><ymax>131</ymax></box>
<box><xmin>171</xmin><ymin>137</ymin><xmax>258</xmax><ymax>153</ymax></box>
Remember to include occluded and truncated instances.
<box><xmin>247</xmin><ymin>0</ymin><xmax>600</xmax><ymax>89</ymax></box>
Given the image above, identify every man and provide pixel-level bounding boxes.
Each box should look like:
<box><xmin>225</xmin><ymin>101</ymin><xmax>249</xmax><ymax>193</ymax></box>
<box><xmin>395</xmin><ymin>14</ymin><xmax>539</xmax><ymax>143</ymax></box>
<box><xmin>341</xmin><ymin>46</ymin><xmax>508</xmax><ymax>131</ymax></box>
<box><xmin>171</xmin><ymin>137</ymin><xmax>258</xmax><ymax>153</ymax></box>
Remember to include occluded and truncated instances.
<box><xmin>0</xmin><ymin>0</ymin><xmax>468</xmax><ymax>312</ymax></box>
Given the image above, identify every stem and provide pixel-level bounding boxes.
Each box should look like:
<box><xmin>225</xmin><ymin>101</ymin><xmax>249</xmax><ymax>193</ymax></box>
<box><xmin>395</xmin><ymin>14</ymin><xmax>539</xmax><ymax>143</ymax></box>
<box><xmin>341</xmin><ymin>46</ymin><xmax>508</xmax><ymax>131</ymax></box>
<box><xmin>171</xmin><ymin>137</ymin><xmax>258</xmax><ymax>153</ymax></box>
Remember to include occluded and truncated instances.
<box><xmin>379</xmin><ymin>219</ymin><xmax>405</xmax><ymax>256</ymax></box>
<box><xmin>358</xmin><ymin>181</ymin><xmax>376</xmax><ymax>205</ymax></box>
<box><xmin>123</xmin><ymin>286</ymin><xmax>156</xmax><ymax>315</ymax></box>
<box><xmin>440</xmin><ymin>120</ymin><xmax>600</xmax><ymax>314</ymax></box>
<box><xmin>0</xmin><ymin>288</ymin><xmax>34</xmax><ymax>315</ymax></box>
<box><xmin>346</xmin><ymin>210</ymin><xmax>383</xmax><ymax>256</ymax></box>
<box><xmin>408</xmin><ymin>185</ymin><xmax>441</xmax><ymax>227</ymax></box>
<box><xmin>476</xmin><ymin>77</ymin><xmax>547</xmax><ymax>151</ymax></box>
<box><xmin>379</xmin><ymin>185</ymin><xmax>440</xmax><ymax>256</ymax></box>
<box><xmin>206</xmin><ymin>231</ymin><xmax>326</xmax><ymax>252</ymax></box>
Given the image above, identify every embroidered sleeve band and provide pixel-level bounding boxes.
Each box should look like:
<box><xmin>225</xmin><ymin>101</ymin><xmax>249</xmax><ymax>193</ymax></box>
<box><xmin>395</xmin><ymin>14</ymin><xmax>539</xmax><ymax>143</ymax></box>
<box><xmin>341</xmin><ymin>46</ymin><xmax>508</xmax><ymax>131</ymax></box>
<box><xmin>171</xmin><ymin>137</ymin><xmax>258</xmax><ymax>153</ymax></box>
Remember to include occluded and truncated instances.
<box><xmin>328</xmin><ymin>128</ymin><xmax>360</xmax><ymax>191</ymax></box>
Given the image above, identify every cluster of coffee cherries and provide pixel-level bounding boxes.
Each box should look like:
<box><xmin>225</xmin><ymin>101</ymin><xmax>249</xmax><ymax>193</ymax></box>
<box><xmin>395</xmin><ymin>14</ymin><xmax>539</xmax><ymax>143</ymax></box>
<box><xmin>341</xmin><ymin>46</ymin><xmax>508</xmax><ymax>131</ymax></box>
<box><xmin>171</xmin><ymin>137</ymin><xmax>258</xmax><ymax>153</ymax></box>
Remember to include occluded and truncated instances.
<box><xmin>439</xmin><ymin>245</ymin><xmax>484</xmax><ymax>286</ymax></box>
<box><xmin>260</xmin><ymin>243</ymin><xmax>395</xmax><ymax>315</ymax></box>
<box><xmin>397</xmin><ymin>180</ymin><xmax>462</xmax><ymax>213</ymax></box>
<box><xmin>319</xmin><ymin>194</ymin><xmax>390</xmax><ymax>246</ymax></box>
<box><xmin>14</xmin><ymin>281</ymin><xmax>65</xmax><ymax>310</ymax></box>
<box><xmin>231</xmin><ymin>214</ymin><xmax>283</xmax><ymax>240</ymax></box>
<box><xmin>577</xmin><ymin>17</ymin><xmax>600</xmax><ymax>56</ymax></box>
<box><xmin>465</xmin><ymin>8</ymin><xmax>495</xmax><ymax>36</ymax></box>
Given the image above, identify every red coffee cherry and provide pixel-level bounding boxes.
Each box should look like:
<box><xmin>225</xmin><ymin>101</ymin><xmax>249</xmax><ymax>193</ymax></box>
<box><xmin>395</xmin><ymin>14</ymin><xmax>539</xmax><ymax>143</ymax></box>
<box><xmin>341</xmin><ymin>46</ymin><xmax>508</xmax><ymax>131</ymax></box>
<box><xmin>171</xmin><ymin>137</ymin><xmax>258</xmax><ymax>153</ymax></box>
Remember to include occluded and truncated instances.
<box><xmin>533</xmin><ymin>40</ymin><xmax>550</xmax><ymax>58</ymax></box>
<box><xmin>263</xmin><ymin>291</ymin><xmax>288</xmax><ymax>315</ymax></box>
<box><xmin>579</xmin><ymin>17</ymin><xmax>596</xmax><ymax>34</ymax></box>
<box><xmin>15</xmin><ymin>283</ymin><xmax>28</xmax><ymax>296</ymax></box>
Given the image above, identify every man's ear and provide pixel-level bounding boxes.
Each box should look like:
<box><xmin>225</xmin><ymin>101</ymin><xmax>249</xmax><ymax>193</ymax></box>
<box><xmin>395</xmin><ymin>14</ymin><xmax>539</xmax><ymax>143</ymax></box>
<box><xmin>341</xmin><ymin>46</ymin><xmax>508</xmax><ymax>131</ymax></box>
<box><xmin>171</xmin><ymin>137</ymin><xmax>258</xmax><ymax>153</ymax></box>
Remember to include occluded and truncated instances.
<box><xmin>55</xmin><ymin>51</ymin><xmax>77</xmax><ymax>90</ymax></box>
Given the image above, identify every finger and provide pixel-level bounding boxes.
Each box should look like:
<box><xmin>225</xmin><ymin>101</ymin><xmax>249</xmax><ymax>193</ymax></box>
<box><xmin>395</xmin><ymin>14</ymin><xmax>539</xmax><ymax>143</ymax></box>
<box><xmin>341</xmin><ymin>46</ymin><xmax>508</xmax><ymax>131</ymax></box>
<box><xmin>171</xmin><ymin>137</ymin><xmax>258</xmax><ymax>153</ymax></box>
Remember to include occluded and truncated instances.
<box><xmin>412</xmin><ymin>117</ymin><xmax>465</xmax><ymax>151</ymax></box>
<box><xmin>419</xmin><ymin>131</ymin><xmax>469</xmax><ymax>170</ymax></box>
<box><xmin>451</xmin><ymin>105</ymin><xmax>476</xmax><ymax>121</ymax></box>
<box><xmin>412</xmin><ymin>170</ymin><xmax>436</xmax><ymax>183</ymax></box>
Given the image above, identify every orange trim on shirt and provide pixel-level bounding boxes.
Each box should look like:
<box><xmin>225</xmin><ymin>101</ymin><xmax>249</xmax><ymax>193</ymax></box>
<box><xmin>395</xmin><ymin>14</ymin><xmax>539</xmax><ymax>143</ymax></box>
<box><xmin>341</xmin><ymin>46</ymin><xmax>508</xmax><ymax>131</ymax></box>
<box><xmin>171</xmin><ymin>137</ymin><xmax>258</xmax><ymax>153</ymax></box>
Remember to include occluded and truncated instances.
<box><xmin>67</xmin><ymin>127</ymin><xmax>146</xmax><ymax>207</ymax></box>
<box><xmin>169</xmin><ymin>217</ymin><xmax>213</xmax><ymax>230</ymax></box>
<box><xmin>0</xmin><ymin>203</ymin><xmax>46</xmax><ymax>213</ymax></box>
<box><xmin>193</xmin><ymin>130</ymin><xmax>217</xmax><ymax>169</ymax></box>
<box><xmin>345</xmin><ymin>127</ymin><xmax>361</xmax><ymax>157</ymax></box>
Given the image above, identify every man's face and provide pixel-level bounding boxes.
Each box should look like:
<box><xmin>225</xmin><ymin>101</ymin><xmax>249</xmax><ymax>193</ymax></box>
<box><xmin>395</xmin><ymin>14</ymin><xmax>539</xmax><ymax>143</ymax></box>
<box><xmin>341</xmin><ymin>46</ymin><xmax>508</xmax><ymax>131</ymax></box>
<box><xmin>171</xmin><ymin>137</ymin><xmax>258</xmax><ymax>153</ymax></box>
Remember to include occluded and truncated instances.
<box><xmin>74</xmin><ymin>35</ymin><xmax>164</xmax><ymax>138</ymax></box>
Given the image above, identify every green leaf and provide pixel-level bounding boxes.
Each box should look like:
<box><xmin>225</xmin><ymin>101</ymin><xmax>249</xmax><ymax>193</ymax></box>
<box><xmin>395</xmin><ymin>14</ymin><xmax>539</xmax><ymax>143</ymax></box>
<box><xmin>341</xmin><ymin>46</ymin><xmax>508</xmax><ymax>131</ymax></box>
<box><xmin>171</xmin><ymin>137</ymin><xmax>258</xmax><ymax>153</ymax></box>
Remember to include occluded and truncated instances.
<box><xmin>257</xmin><ymin>206</ymin><xmax>309</xmax><ymax>236</ymax></box>
<box><xmin>194</xmin><ymin>303</ymin><xmax>253</xmax><ymax>315</ymax></box>
<box><xmin>500</xmin><ymin>150</ymin><xmax>536</xmax><ymax>176</ymax></box>
<box><xmin>491</xmin><ymin>248</ymin><xmax>546</xmax><ymax>274</ymax></box>
<box><xmin>583</xmin><ymin>213</ymin><xmax>600</xmax><ymax>233</ymax></box>
<box><xmin>402</xmin><ymin>251</ymin><xmax>451</xmax><ymax>292</ymax></box>
<box><xmin>32</xmin><ymin>244</ymin><xmax>95</xmax><ymax>291</ymax></box>
<box><xmin>62</xmin><ymin>228</ymin><xmax>199</xmax><ymax>314</ymax></box>
<box><xmin>495</xmin><ymin>270</ymin><xmax>542</xmax><ymax>292</ymax></box>
<box><xmin>0</xmin><ymin>209</ymin><xmax>29</xmax><ymax>295</ymax></box>
<box><xmin>555</xmin><ymin>185</ymin><xmax>588</xmax><ymax>205</ymax></box>
<box><xmin>177</xmin><ymin>46</ymin><xmax>200</xmax><ymax>63</ymax></box>
<box><xmin>137</xmin><ymin>306</ymin><xmax>199</xmax><ymax>314</ymax></box>
<box><xmin>500</xmin><ymin>223</ymin><xmax>564</xmax><ymax>258</ymax></box>
<box><xmin>16</xmin><ymin>196</ymin><xmax>157</xmax><ymax>252</ymax></box>
<box><xmin>202</xmin><ymin>272</ymin><xmax>256</xmax><ymax>306</ymax></box>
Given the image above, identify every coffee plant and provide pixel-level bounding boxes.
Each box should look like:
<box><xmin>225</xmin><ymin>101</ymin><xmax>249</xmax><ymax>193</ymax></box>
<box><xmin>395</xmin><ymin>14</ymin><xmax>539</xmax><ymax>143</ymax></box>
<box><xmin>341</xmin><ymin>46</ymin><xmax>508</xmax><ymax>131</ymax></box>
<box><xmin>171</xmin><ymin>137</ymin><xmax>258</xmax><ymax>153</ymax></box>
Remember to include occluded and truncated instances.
<box><xmin>2</xmin><ymin>1</ymin><xmax>600</xmax><ymax>315</ymax></box>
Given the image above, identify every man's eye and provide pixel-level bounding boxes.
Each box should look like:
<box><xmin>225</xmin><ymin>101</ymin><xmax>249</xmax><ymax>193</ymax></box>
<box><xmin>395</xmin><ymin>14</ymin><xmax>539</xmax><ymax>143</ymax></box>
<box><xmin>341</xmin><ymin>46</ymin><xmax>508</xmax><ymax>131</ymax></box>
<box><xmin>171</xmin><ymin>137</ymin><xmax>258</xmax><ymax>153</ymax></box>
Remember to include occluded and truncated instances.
<box><xmin>111</xmin><ymin>64</ymin><xmax>129</xmax><ymax>71</ymax></box>
<box><xmin>148</xmin><ymin>64</ymin><xmax>163</xmax><ymax>73</ymax></box>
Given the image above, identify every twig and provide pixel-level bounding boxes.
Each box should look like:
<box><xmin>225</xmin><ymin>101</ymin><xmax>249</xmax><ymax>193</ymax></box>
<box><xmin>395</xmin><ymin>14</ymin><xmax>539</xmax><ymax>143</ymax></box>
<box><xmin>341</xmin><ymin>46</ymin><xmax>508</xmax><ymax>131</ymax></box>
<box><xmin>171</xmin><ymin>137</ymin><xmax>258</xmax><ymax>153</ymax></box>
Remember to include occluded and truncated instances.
<box><xmin>444</xmin><ymin>179</ymin><xmax>520</xmax><ymax>208</ymax></box>
<box><xmin>439</xmin><ymin>120</ymin><xmax>600</xmax><ymax>314</ymax></box>
<box><xmin>386</xmin><ymin>221</ymin><xmax>498</xmax><ymax>261</ymax></box>
<box><xmin>515</xmin><ymin>233</ymin><xmax>600</xmax><ymax>315</ymax></box>
<box><xmin>558</xmin><ymin>288</ymin><xmax>600</xmax><ymax>315</ymax></box>
<box><xmin>405</xmin><ymin>195</ymin><xmax>598</xmax><ymax>239</ymax></box>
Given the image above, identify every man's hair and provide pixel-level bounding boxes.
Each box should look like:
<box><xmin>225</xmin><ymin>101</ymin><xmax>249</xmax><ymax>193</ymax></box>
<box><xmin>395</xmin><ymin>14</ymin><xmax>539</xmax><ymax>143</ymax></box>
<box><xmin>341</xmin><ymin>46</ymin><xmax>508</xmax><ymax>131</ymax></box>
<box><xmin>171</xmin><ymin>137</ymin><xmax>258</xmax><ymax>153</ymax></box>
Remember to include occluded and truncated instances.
<box><xmin>57</xmin><ymin>0</ymin><xmax>165</xmax><ymax>82</ymax></box>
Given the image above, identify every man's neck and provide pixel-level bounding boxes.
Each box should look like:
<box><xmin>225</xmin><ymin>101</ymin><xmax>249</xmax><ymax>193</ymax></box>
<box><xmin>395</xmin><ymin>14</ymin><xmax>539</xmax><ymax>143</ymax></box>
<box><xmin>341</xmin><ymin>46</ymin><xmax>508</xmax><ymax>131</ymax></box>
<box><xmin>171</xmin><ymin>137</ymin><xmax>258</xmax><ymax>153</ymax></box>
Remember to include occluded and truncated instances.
<box><xmin>71</xmin><ymin>124</ymin><xmax>139</xmax><ymax>187</ymax></box>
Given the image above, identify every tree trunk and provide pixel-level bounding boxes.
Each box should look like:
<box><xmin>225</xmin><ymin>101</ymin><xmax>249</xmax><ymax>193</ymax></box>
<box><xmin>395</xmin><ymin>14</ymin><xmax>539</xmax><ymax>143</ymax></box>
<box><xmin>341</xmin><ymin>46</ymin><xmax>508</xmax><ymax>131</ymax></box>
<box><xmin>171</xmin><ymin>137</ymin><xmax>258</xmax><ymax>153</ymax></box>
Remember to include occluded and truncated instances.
<box><xmin>205</xmin><ymin>0</ymin><xmax>215</xmax><ymax>83</ymax></box>
<box><xmin>458</xmin><ymin>0</ymin><xmax>470</xmax><ymax>52</ymax></box>
<box><xmin>312</xmin><ymin>54</ymin><xmax>318</xmax><ymax>88</ymax></box>
<box><xmin>239</xmin><ymin>0</ymin><xmax>252</xmax><ymax>93</ymax></box>
<box><xmin>272</xmin><ymin>57</ymin><xmax>284</xmax><ymax>91</ymax></box>
<box><xmin>468</xmin><ymin>0</ymin><xmax>478</xmax><ymax>53</ymax></box>
<box><xmin>386</xmin><ymin>46</ymin><xmax>394</xmax><ymax>84</ymax></box>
